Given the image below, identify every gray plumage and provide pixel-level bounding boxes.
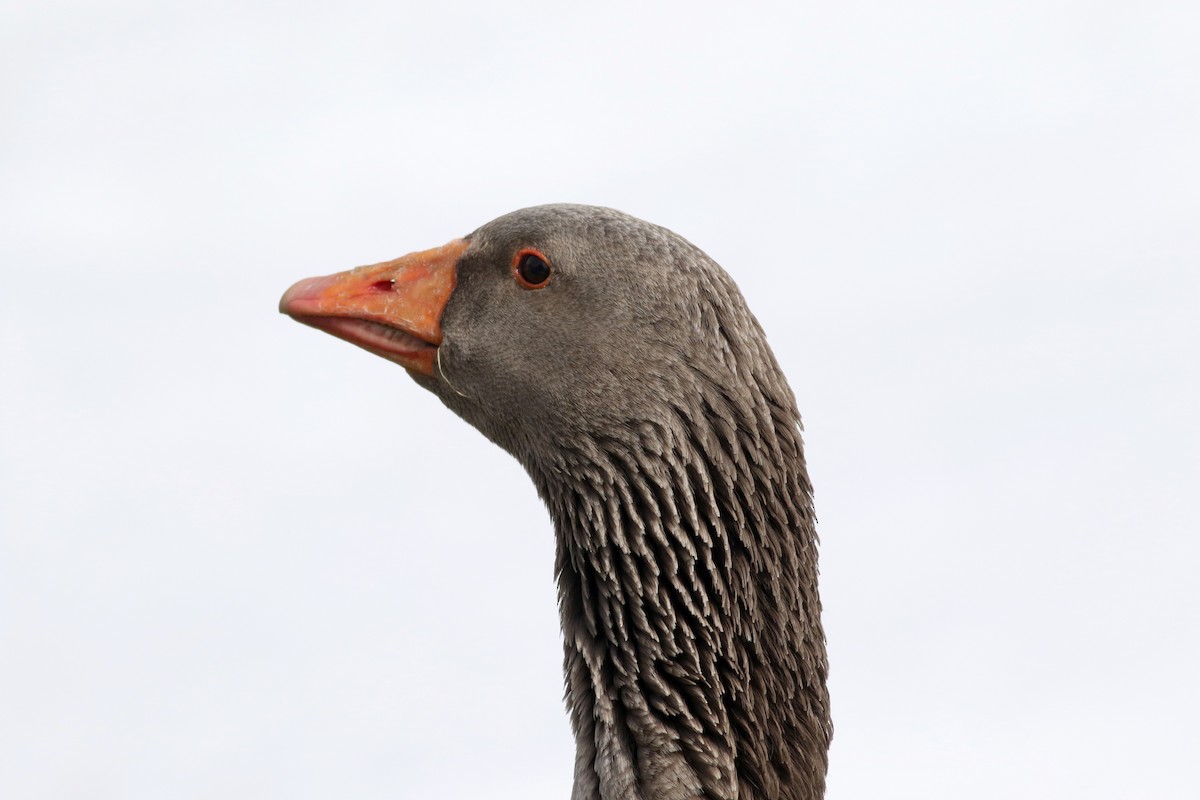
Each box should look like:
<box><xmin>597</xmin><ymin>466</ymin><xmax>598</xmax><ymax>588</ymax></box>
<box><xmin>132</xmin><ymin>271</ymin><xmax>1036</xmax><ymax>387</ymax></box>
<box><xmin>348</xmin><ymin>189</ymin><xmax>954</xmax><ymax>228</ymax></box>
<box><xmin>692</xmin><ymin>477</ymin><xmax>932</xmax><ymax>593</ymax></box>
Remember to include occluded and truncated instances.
<box><xmin>294</xmin><ymin>204</ymin><xmax>831</xmax><ymax>800</ymax></box>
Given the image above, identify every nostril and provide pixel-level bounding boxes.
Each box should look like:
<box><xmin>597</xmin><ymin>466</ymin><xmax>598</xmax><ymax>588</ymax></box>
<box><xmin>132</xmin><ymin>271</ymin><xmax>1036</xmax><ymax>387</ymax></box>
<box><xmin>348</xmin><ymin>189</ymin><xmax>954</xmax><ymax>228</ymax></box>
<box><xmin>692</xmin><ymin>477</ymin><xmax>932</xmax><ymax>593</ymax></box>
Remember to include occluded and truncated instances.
<box><xmin>369</xmin><ymin>279</ymin><xmax>395</xmax><ymax>292</ymax></box>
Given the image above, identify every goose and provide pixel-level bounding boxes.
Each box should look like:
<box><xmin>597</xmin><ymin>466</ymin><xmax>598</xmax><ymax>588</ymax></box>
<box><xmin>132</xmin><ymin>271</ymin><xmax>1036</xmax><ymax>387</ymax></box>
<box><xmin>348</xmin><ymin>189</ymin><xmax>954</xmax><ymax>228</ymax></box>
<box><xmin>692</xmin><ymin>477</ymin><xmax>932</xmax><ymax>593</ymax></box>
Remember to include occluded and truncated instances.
<box><xmin>280</xmin><ymin>204</ymin><xmax>832</xmax><ymax>800</ymax></box>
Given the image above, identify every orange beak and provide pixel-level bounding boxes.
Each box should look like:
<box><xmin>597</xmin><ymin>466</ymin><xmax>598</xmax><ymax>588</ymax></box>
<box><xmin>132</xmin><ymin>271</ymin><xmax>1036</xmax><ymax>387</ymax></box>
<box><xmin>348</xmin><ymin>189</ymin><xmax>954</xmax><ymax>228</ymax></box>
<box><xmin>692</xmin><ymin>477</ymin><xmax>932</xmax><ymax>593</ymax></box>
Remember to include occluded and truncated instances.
<box><xmin>279</xmin><ymin>239</ymin><xmax>465</xmax><ymax>376</ymax></box>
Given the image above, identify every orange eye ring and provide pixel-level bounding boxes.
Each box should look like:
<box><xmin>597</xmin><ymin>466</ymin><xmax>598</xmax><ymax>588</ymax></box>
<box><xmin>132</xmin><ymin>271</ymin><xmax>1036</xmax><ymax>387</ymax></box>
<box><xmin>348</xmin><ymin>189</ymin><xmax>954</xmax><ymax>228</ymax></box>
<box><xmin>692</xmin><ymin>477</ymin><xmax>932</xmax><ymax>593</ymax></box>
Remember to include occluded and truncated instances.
<box><xmin>513</xmin><ymin>248</ymin><xmax>552</xmax><ymax>289</ymax></box>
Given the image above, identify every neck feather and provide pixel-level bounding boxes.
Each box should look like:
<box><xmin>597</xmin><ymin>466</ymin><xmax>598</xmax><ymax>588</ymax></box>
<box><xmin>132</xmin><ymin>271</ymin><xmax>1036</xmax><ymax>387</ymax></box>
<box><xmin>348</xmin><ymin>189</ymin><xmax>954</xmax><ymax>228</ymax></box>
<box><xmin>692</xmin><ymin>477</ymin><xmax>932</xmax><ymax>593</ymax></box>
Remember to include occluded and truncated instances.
<box><xmin>534</xmin><ymin>382</ymin><xmax>831</xmax><ymax>800</ymax></box>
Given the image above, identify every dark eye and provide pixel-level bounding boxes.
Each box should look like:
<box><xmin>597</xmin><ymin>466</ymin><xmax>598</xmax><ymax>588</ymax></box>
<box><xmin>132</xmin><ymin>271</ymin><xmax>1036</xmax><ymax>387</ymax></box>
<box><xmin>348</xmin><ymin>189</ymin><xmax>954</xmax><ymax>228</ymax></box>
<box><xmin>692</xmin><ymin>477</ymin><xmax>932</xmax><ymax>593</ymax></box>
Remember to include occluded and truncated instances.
<box><xmin>514</xmin><ymin>249</ymin><xmax>552</xmax><ymax>289</ymax></box>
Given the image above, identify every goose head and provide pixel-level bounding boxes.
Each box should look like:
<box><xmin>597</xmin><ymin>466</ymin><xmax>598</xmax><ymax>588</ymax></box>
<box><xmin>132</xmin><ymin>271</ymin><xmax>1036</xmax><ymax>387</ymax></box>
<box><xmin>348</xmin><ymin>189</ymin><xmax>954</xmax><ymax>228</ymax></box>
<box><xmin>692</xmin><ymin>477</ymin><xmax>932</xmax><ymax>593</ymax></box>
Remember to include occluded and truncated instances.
<box><xmin>281</xmin><ymin>204</ymin><xmax>831</xmax><ymax>800</ymax></box>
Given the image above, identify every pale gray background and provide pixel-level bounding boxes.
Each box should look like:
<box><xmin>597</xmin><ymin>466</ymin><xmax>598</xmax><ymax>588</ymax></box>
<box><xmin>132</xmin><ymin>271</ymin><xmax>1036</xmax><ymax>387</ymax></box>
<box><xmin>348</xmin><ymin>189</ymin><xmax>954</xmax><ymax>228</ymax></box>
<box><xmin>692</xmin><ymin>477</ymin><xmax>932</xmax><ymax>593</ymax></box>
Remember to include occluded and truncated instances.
<box><xmin>2</xmin><ymin>2</ymin><xmax>1197</xmax><ymax>798</ymax></box>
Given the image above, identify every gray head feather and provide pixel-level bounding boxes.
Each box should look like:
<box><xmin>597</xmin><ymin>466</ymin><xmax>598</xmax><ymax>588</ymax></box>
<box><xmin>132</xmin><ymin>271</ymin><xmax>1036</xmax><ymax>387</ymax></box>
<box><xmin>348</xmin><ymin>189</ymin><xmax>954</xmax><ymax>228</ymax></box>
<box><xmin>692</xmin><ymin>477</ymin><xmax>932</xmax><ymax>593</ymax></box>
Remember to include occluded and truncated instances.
<box><xmin>410</xmin><ymin>205</ymin><xmax>831</xmax><ymax>800</ymax></box>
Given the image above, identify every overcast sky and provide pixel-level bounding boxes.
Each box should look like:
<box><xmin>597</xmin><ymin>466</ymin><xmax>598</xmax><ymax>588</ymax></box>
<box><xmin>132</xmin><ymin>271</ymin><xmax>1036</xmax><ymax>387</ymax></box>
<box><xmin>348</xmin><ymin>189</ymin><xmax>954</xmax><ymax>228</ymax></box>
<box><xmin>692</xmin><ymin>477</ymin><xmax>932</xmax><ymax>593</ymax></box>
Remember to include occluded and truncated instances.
<box><xmin>2</xmin><ymin>2</ymin><xmax>1197</xmax><ymax>798</ymax></box>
